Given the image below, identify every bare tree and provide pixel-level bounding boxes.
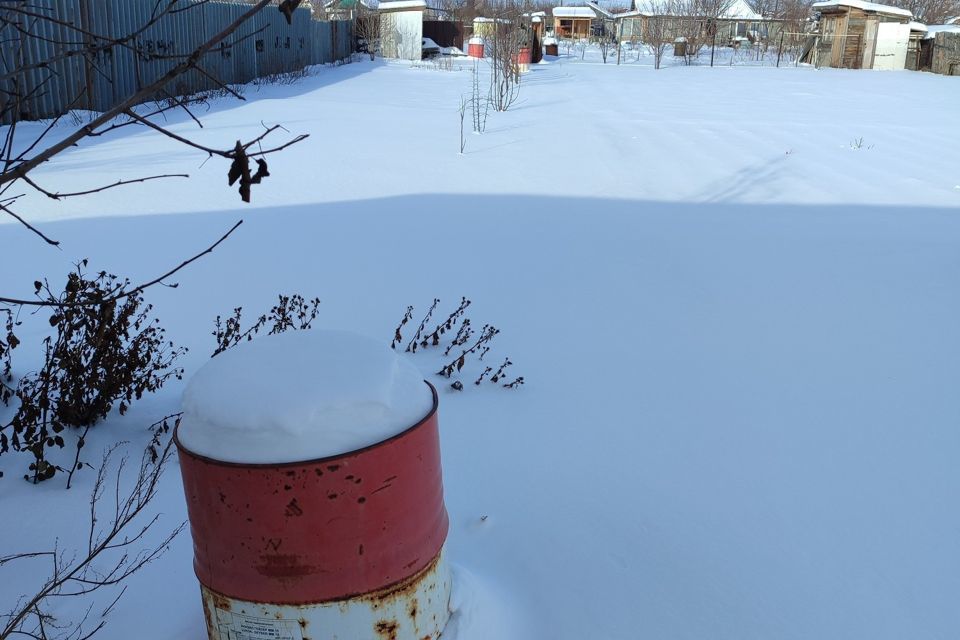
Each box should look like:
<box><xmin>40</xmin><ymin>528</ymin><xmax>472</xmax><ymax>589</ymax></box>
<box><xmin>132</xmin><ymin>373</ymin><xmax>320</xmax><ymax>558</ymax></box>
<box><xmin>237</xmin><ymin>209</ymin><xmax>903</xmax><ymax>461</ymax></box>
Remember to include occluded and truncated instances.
<box><xmin>645</xmin><ymin>0</ymin><xmax>678</xmax><ymax>68</ymax></box>
<box><xmin>901</xmin><ymin>0</ymin><xmax>960</xmax><ymax>22</ymax></box>
<box><xmin>354</xmin><ymin>2</ymin><xmax>381</xmax><ymax>60</ymax></box>
<box><xmin>485</xmin><ymin>2</ymin><xmax>527</xmax><ymax>112</ymax></box>
<box><xmin>597</xmin><ymin>19</ymin><xmax>616</xmax><ymax>62</ymax></box>
<box><xmin>773</xmin><ymin>0</ymin><xmax>816</xmax><ymax>63</ymax></box>
<box><xmin>670</xmin><ymin>0</ymin><xmax>735</xmax><ymax>64</ymax></box>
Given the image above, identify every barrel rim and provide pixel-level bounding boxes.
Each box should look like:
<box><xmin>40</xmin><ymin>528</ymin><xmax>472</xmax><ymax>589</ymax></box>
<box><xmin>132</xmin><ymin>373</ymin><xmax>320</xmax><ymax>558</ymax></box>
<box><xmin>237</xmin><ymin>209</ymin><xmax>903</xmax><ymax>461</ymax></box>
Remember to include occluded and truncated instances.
<box><xmin>174</xmin><ymin>380</ymin><xmax>438</xmax><ymax>467</ymax></box>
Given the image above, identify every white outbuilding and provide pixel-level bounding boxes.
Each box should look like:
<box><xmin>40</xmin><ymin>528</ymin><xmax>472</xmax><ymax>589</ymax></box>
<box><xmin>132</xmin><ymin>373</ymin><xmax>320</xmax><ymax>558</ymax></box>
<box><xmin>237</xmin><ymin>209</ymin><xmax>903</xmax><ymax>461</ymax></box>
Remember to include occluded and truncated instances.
<box><xmin>379</xmin><ymin>0</ymin><xmax>426</xmax><ymax>60</ymax></box>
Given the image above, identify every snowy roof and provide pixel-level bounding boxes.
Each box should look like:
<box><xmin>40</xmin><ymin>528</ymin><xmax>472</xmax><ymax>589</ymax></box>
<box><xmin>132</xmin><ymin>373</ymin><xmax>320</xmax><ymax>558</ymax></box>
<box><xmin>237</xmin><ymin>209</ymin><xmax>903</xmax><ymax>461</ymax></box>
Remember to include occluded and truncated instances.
<box><xmin>377</xmin><ymin>0</ymin><xmax>426</xmax><ymax>10</ymax></box>
<box><xmin>324</xmin><ymin>0</ymin><xmax>377</xmax><ymax>9</ymax></box>
<box><xmin>586</xmin><ymin>1</ymin><xmax>614</xmax><ymax>18</ymax></box>
<box><xmin>721</xmin><ymin>0</ymin><xmax>763</xmax><ymax>19</ymax></box>
<box><xmin>923</xmin><ymin>24</ymin><xmax>960</xmax><ymax>37</ymax></box>
<box><xmin>553</xmin><ymin>6</ymin><xmax>598</xmax><ymax>18</ymax></box>
<box><xmin>629</xmin><ymin>0</ymin><xmax>761</xmax><ymax>18</ymax></box>
<box><xmin>587</xmin><ymin>0</ymin><xmax>633</xmax><ymax>14</ymax></box>
<box><xmin>908</xmin><ymin>21</ymin><xmax>927</xmax><ymax>31</ymax></box>
<box><xmin>811</xmin><ymin>0</ymin><xmax>912</xmax><ymax>18</ymax></box>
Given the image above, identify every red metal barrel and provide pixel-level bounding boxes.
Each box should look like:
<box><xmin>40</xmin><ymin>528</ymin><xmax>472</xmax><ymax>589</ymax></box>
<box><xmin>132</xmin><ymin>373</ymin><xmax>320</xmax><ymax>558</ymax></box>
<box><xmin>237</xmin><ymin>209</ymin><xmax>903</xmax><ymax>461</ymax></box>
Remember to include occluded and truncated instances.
<box><xmin>468</xmin><ymin>37</ymin><xmax>484</xmax><ymax>58</ymax></box>
<box><xmin>177</xmin><ymin>340</ymin><xmax>451</xmax><ymax>640</ymax></box>
<box><xmin>177</xmin><ymin>385</ymin><xmax>445</xmax><ymax>603</ymax></box>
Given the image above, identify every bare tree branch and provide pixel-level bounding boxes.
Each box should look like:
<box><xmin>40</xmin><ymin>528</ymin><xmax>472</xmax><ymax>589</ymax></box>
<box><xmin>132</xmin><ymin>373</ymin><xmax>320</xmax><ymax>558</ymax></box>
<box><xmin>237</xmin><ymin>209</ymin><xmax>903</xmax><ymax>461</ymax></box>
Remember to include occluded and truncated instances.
<box><xmin>0</xmin><ymin>0</ymin><xmax>275</xmax><ymax>188</ymax></box>
<box><xmin>0</xmin><ymin>220</ymin><xmax>243</xmax><ymax>307</ymax></box>
<box><xmin>0</xmin><ymin>203</ymin><xmax>60</xmax><ymax>246</ymax></box>
<box><xmin>24</xmin><ymin>174</ymin><xmax>191</xmax><ymax>201</ymax></box>
<box><xmin>0</xmin><ymin>431</ymin><xmax>185</xmax><ymax>640</ymax></box>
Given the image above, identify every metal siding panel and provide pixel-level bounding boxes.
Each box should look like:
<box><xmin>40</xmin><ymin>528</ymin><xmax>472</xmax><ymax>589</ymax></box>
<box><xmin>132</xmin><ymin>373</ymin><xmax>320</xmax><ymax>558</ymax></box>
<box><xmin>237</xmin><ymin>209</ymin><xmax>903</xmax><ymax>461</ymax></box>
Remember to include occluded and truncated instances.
<box><xmin>0</xmin><ymin>6</ymin><xmax>15</xmax><ymax>122</ymax></box>
<box><xmin>96</xmin><ymin>0</ymin><xmax>111</xmax><ymax>109</ymax></box>
<box><xmin>52</xmin><ymin>0</ymin><xmax>81</xmax><ymax>115</ymax></box>
<box><xmin>0</xmin><ymin>0</ymin><xmax>349</xmax><ymax>122</ymax></box>
<box><xmin>22</xmin><ymin>3</ymin><xmax>45</xmax><ymax>118</ymax></box>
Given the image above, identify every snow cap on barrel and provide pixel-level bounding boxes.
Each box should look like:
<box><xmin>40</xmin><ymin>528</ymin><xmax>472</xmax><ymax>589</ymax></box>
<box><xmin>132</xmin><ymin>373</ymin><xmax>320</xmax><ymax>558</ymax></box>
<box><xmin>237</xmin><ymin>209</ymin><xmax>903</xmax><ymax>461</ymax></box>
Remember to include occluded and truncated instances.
<box><xmin>177</xmin><ymin>330</ymin><xmax>433</xmax><ymax>464</ymax></box>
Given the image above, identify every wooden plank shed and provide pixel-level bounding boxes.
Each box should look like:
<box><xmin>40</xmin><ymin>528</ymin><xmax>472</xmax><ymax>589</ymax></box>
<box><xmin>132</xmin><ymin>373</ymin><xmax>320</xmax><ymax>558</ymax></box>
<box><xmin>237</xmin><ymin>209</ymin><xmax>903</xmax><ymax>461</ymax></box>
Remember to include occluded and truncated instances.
<box><xmin>809</xmin><ymin>0</ymin><xmax>913</xmax><ymax>69</ymax></box>
<box><xmin>552</xmin><ymin>7</ymin><xmax>597</xmax><ymax>39</ymax></box>
<box><xmin>920</xmin><ymin>26</ymin><xmax>960</xmax><ymax>74</ymax></box>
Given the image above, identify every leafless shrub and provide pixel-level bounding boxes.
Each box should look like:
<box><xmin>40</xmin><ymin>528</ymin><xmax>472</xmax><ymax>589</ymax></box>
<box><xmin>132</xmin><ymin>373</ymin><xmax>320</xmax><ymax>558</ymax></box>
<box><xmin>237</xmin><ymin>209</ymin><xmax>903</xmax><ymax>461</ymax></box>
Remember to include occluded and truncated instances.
<box><xmin>470</xmin><ymin>59</ymin><xmax>491</xmax><ymax>134</ymax></box>
<box><xmin>645</xmin><ymin>2</ymin><xmax>676</xmax><ymax>69</ymax></box>
<box><xmin>0</xmin><ymin>424</ymin><xmax>185</xmax><ymax>640</ymax></box>
<box><xmin>484</xmin><ymin>3</ymin><xmax>529</xmax><ymax>112</ymax></box>
<box><xmin>2</xmin><ymin>262</ymin><xmax>186</xmax><ymax>486</ymax></box>
<box><xmin>252</xmin><ymin>65</ymin><xmax>316</xmax><ymax>87</ymax></box>
<box><xmin>354</xmin><ymin>4</ymin><xmax>381</xmax><ymax>61</ymax></box>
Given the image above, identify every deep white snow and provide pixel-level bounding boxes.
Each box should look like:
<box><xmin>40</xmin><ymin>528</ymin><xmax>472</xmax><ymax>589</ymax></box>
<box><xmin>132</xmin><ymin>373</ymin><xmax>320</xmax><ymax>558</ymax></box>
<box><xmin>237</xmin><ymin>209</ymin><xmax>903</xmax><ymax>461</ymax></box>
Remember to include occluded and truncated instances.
<box><xmin>1</xmin><ymin>45</ymin><xmax>959</xmax><ymax>640</ymax></box>
<box><xmin>177</xmin><ymin>330</ymin><xmax>434</xmax><ymax>463</ymax></box>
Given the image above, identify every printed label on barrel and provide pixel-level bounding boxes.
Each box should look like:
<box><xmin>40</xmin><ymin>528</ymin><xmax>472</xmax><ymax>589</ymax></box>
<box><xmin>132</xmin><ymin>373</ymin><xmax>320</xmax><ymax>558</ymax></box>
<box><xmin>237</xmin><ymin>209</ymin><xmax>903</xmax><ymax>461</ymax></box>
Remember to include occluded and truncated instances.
<box><xmin>214</xmin><ymin>608</ymin><xmax>303</xmax><ymax>640</ymax></box>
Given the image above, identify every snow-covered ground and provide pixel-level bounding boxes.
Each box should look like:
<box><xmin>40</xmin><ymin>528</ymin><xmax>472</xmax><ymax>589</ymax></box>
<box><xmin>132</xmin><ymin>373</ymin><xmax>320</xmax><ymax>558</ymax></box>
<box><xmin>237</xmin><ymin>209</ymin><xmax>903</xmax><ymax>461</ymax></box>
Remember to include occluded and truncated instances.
<box><xmin>2</xmin><ymin>48</ymin><xmax>960</xmax><ymax>640</ymax></box>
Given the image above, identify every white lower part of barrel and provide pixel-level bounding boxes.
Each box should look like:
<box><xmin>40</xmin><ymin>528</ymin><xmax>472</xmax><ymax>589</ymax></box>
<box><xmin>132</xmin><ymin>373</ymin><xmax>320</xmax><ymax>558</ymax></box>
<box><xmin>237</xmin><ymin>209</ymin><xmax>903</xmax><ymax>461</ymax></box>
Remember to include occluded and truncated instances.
<box><xmin>200</xmin><ymin>549</ymin><xmax>451</xmax><ymax>640</ymax></box>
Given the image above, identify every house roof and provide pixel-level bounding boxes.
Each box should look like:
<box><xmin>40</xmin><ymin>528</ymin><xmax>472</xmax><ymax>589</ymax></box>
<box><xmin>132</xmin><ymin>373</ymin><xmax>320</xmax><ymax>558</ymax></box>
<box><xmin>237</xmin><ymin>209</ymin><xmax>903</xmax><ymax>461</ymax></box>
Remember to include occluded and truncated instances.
<box><xmin>324</xmin><ymin>0</ymin><xmax>377</xmax><ymax>8</ymax></box>
<box><xmin>552</xmin><ymin>7</ymin><xmax>598</xmax><ymax>18</ymax></box>
<box><xmin>811</xmin><ymin>0</ymin><xmax>912</xmax><ymax>18</ymax></box>
<box><xmin>377</xmin><ymin>0</ymin><xmax>426</xmax><ymax>11</ymax></box>
<box><xmin>586</xmin><ymin>2</ymin><xmax>614</xmax><ymax>18</ymax></box>
<box><xmin>721</xmin><ymin>0</ymin><xmax>763</xmax><ymax>19</ymax></box>
<box><xmin>588</xmin><ymin>0</ymin><xmax>634</xmax><ymax>12</ymax></box>
<box><xmin>630</xmin><ymin>0</ymin><xmax>762</xmax><ymax>19</ymax></box>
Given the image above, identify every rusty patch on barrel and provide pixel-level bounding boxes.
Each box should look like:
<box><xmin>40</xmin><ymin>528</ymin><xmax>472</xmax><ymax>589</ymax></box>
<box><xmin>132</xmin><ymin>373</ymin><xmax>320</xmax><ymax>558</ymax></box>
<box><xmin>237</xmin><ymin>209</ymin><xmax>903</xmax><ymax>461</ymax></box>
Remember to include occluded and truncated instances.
<box><xmin>360</xmin><ymin>553</ymin><xmax>441</xmax><ymax>606</ymax></box>
<box><xmin>375</xmin><ymin>619</ymin><xmax>399</xmax><ymax>639</ymax></box>
<box><xmin>211</xmin><ymin>590</ymin><xmax>233</xmax><ymax>612</ymax></box>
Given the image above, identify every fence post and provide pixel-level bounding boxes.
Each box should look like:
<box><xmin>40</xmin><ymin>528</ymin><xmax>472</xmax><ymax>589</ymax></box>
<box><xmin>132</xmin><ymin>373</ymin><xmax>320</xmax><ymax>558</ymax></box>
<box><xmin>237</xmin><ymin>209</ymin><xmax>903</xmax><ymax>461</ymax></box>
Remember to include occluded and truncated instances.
<box><xmin>332</xmin><ymin>20</ymin><xmax>338</xmax><ymax>62</ymax></box>
<box><xmin>776</xmin><ymin>30</ymin><xmax>784</xmax><ymax>67</ymax></box>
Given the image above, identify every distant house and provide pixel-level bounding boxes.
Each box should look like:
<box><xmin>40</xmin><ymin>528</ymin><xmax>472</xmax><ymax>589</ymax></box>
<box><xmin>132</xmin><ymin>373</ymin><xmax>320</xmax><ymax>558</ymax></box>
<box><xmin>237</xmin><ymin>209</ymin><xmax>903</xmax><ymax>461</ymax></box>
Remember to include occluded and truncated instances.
<box><xmin>807</xmin><ymin>0</ymin><xmax>913</xmax><ymax>69</ymax></box>
<box><xmin>472</xmin><ymin>16</ymin><xmax>503</xmax><ymax>38</ymax></box>
<box><xmin>615</xmin><ymin>0</ymin><xmax>769</xmax><ymax>44</ymax></box>
<box><xmin>552</xmin><ymin>7</ymin><xmax>597</xmax><ymax>39</ymax></box>
<box><xmin>324</xmin><ymin>0</ymin><xmax>376</xmax><ymax>20</ymax></box>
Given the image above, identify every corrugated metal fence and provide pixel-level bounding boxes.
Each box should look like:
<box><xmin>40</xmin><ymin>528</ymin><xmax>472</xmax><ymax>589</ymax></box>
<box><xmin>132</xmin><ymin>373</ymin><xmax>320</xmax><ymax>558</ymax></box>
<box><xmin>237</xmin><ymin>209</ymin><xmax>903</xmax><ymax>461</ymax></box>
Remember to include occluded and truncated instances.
<box><xmin>0</xmin><ymin>1</ymin><xmax>353</xmax><ymax>122</ymax></box>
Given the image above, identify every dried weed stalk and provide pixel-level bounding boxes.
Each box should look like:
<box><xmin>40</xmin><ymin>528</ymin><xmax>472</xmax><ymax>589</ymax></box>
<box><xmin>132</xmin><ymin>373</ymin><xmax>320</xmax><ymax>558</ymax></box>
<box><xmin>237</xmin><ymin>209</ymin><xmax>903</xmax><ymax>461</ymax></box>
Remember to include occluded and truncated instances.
<box><xmin>392</xmin><ymin>297</ymin><xmax>523</xmax><ymax>391</ymax></box>
<box><xmin>212</xmin><ymin>293</ymin><xmax>320</xmax><ymax>357</ymax></box>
